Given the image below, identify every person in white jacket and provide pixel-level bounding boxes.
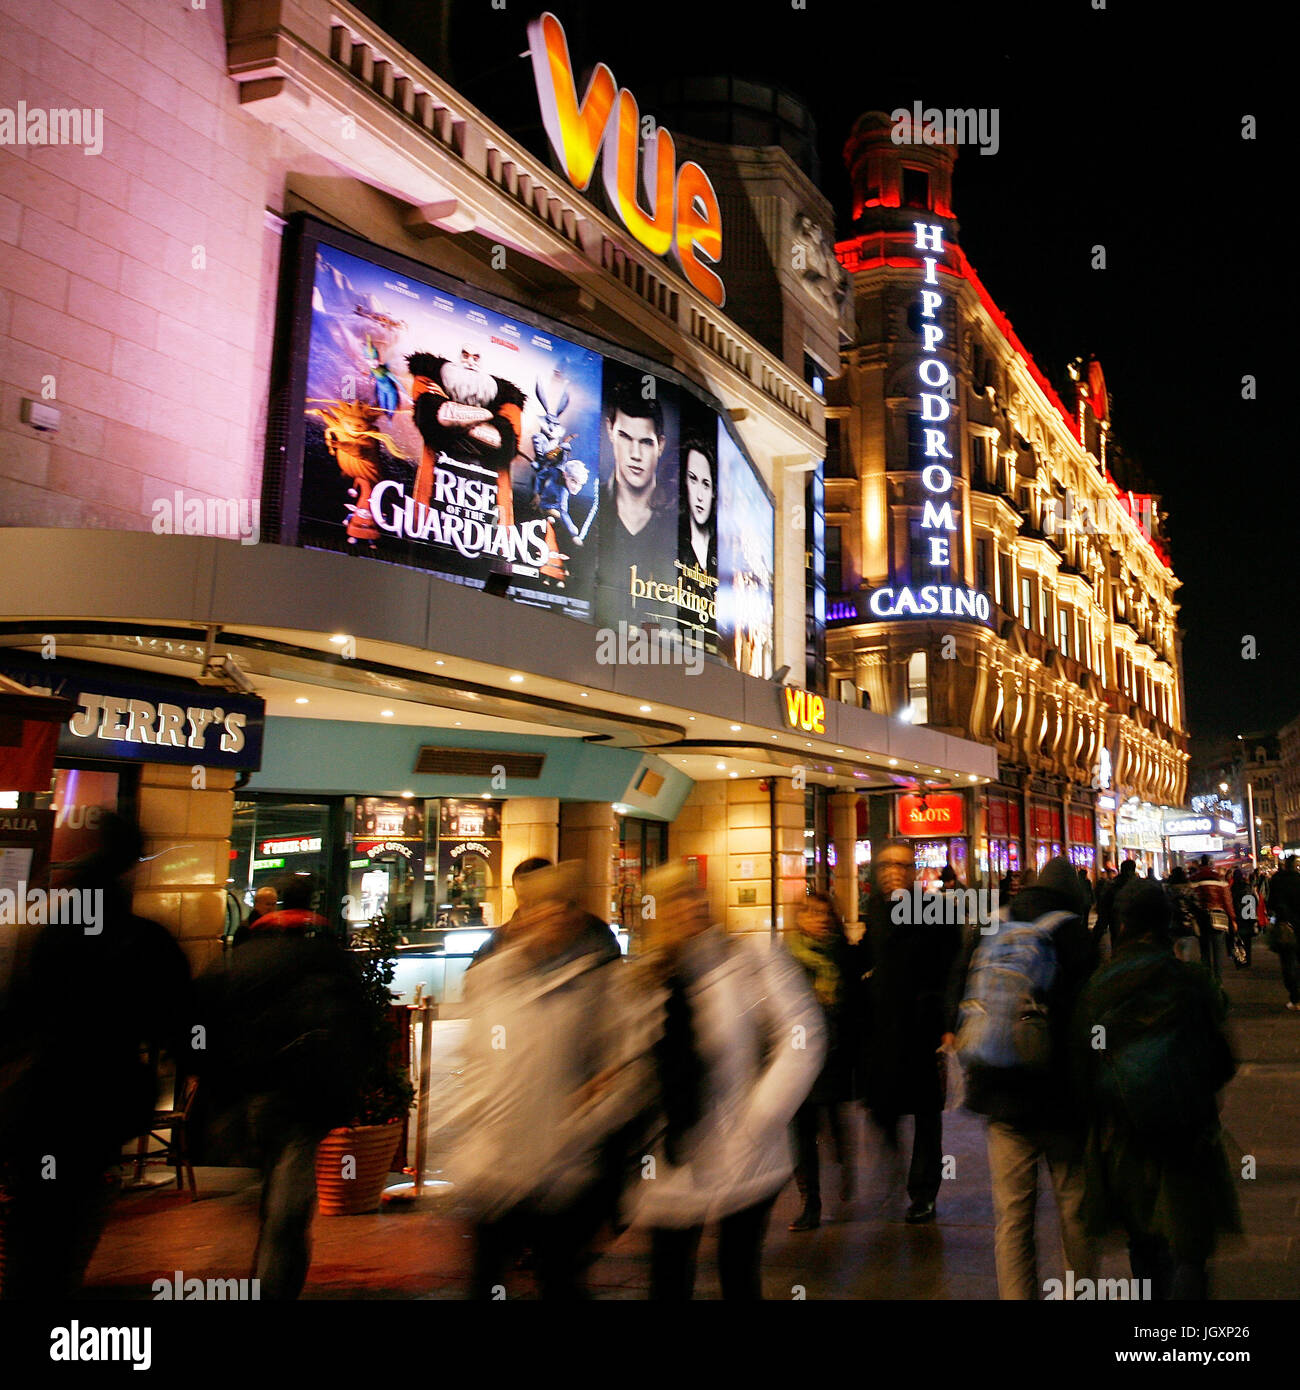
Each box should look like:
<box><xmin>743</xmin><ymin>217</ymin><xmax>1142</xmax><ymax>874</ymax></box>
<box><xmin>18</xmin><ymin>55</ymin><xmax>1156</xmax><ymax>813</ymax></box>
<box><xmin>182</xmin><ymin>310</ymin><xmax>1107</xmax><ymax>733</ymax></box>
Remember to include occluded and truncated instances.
<box><xmin>630</xmin><ymin>863</ymin><xmax>825</xmax><ymax>1300</ymax></box>
<box><xmin>449</xmin><ymin>861</ymin><xmax>657</xmax><ymax>1299</ymax></box>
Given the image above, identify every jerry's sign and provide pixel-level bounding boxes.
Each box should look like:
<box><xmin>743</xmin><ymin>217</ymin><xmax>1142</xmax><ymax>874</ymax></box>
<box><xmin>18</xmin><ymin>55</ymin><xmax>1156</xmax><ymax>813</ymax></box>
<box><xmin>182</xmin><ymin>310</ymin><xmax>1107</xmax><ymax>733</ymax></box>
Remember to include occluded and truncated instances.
<box><xmin>782</xmin><ymin>687</ymin><xmax>826</xmax><ymax>736</ymax></box>
<box><xmin>527</xmin><ymin>12</ymin><xmax>725</xmax><ymax>307</ymax></box>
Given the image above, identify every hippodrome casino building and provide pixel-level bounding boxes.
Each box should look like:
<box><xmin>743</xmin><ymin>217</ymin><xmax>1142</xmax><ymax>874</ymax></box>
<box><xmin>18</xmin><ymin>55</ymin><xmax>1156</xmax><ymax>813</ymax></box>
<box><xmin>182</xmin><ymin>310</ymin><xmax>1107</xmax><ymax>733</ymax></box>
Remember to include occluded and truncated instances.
<box><xmin>3</xmin><ymin>1</ymin><xmax>1019</xmax><ymax>992</ymax></box>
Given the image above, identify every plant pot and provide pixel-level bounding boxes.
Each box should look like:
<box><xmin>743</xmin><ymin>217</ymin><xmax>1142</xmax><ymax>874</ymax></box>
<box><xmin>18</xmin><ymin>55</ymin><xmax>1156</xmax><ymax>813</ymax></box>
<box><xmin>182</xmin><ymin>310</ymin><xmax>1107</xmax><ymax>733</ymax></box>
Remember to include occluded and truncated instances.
<box><xmin>314</xmin><ymin>1123</ymin><xmax>403</xmax><ymax>1216</ymax></box>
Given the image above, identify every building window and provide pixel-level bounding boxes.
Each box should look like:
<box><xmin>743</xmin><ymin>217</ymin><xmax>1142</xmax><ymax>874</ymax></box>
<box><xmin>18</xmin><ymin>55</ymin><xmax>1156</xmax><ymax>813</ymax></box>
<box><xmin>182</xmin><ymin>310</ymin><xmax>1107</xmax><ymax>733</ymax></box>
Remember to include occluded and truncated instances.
<box><xmin>976</xmin><ymin>537</ymin><xmax>991</xmax><ymax>595</ymax></box>
<box><xmin>826</xmin><ymin>525</ymin><xmax>843</xmax><ymax>594</ymax></box>
<box><xmin>1058</xmin><ymin>605</ymin><xmax>1070</xmax><ymax>658</ymax></box>
<box><xmin>906</xmin><ymin>650</ymin><xmax>928</xmax><ymax>725</ymax></box>
<box><xmin>825</xmin><ymin>417</ymin><xmax>846</xmax><ymax>477</ymax></box>
<box><xmin>1021</xmin><ymin>575</ymin><xmax>1033</xmax><ymax>630</ymax></box>
<box><xmin>901</xmin><ymin>166</ymin><xmax>930</xmax><ymax>209</ymax></box>
<box><xmin>999</xmin><ymin>552</ymin><xmax>1013</xmax><ymax>612</ymax></box>
<box><xmin>803</xmin><ymin>350</ymin><xmax>828</xmax><ymax>397</ymax></box>
<box><xmin>971</xmin><ymin>435</ymin><xmax>988</xmax><ymax>485</ymax></box>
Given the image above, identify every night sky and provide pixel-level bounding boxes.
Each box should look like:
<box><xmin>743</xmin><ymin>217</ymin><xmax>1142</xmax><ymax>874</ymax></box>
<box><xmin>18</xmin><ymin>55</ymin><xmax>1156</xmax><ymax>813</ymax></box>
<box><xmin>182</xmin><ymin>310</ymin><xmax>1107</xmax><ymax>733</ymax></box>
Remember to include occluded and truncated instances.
<box><xmin>368</xmin><ymin>1</ymin><xmax>1284</xmax><ymax>758</ymax></box>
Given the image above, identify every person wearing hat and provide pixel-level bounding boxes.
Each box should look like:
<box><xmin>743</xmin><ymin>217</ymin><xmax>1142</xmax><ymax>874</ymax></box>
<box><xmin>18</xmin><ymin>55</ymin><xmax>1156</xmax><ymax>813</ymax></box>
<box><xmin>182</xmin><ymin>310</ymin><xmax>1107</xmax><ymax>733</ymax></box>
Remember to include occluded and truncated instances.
<box><xmin>450</xmin><ymin>860</ymin><xmax>655</xmax><ymax>1299</ymax></box>
<box><xmin>627</xmin><ymin>862</ymin><xmax>824</xmax><ymax>1299</ymax></box>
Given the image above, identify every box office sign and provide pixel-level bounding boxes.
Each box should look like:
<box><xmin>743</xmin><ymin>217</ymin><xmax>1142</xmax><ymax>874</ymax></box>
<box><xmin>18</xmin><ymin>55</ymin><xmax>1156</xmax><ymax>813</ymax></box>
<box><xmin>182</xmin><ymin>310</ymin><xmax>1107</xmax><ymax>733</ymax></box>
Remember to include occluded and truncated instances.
<box><xmin>0</xmin><ymin>655</ymin><xmax>264</xmax><ymax>771</ymax></box>
<box><xmin>898</xmin><ymin>792</ymin><xmax>965</xmax><ymax>837</ymax></box>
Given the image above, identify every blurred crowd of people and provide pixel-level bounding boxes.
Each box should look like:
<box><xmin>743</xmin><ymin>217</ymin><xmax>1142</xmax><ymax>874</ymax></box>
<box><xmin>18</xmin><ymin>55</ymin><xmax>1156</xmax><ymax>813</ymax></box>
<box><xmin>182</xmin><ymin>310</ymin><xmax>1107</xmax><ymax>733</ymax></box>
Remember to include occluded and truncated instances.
<box><xmin>4</xmin><ymin>815</ymin><xmax>1290</xmax><ymax>1302</ymax></box>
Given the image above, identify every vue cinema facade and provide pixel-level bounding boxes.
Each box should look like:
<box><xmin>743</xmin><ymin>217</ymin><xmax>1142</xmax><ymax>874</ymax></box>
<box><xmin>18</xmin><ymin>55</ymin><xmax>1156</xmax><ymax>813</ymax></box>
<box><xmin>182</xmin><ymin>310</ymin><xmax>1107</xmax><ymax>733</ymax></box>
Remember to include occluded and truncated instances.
<box><xmin>0</xmin><ymin>2</ymin><xmax>998</xmax><ymax>976</ymax></box>
<box><xmin>823</xmin><ymin>114</ymin><xmax>1188</xmax><ymax>883</ymax></box>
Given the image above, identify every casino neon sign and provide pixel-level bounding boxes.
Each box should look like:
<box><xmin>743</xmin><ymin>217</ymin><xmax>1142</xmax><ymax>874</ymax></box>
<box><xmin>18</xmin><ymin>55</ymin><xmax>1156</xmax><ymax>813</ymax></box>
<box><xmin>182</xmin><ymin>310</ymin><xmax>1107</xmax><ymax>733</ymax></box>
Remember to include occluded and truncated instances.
<box><xmin>869</xmin><ymin>221</ymin><xmax>990</xmax><ymax>625</ymax></box>
<box><xmin>527</xmin><ymin>12</ymin><xmax>725</xmax><ymax>307</ymax></box>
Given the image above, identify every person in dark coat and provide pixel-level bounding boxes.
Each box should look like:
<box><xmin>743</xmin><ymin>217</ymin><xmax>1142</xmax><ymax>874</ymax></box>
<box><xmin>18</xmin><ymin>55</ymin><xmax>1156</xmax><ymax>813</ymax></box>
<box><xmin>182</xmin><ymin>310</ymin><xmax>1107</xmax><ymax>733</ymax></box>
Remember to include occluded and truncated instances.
<box><xmin>1229</xmin><ymin>868</ymin><xmax>1254</xmax><ymax>967</ymax></box>
<box><xmin>1072</xmin><ymin>881</ymin><xmax>1240</xmax><ymax>1299</ymax></box>
<box><xmin>1094</xmin><ymin>860</ymin><xmax>1135</xmax><ymax>957</ymax></box>
<box><xmin>187</xmin><ymin>930</ymin><xmax>370</xmax><ymax>1299</ymax></box>
<box><xmin>1265</xmin><ymin>856</ymin><xmax>1300</xmax><ymax>1008</ymax></box>
<box><xmin>785</xmin><ymin>889</ymin><xmax>862</xmax><ymax>1230</ymax></box>
<box><xmin>0</xmin><ymin>814</ymin><xmax>191</xmax><ymax>1299</ymax></box>
<box><xmin>860</xmin><ymin>839</ymin><xmax>960</xmax><ymax>1224</ymax></box>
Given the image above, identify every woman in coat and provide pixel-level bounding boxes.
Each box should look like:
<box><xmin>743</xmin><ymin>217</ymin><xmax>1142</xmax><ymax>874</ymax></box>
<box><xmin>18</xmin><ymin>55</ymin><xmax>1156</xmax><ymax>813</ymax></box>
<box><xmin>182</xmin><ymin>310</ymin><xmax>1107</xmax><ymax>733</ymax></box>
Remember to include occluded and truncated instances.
<box><xmin>629</xmin><ymin>863</ymin><xmax>825</xmax><ymax>1299</ymax></box>
<box><xmin>784</xmin><ymin>890</ymin><xmax>861</xmax><ymax>1229</ymax></box>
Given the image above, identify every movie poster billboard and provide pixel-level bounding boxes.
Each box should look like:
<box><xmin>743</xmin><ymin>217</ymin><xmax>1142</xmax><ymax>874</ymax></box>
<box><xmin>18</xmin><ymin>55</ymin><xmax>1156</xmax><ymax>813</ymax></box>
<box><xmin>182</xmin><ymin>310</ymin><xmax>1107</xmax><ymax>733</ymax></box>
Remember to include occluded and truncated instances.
<box><xmin>283</xmin><ymin>220</ymin><xmax>773</xmax><ymax>673</ymax></box>
<box><xmin>300</xmin><ymin>243</ymin><xmax>603</xmax><ymax>619</ymax></box>
<box><xmin>716</xmin><ymin>423</ymin><xmax>775</xmax><ymax>679</ymax></box>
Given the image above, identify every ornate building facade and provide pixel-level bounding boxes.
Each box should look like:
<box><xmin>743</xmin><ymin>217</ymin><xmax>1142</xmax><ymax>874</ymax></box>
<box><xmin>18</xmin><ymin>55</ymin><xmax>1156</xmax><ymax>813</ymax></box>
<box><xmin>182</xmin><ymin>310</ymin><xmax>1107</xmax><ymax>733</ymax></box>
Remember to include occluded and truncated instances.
<box><xmin>823</xmin><ymin>113</ymin><xmax>1188</xmax><ymax>884</ymax></box>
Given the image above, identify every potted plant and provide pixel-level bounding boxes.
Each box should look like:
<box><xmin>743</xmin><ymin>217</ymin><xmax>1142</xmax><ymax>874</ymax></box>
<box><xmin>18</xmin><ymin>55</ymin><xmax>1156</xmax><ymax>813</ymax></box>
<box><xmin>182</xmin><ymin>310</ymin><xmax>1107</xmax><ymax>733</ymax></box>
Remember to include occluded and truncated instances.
<box><xmin>315</xmin><ymin>909</ymin><xmax>414</xmax><ymax>1215</ymax></box>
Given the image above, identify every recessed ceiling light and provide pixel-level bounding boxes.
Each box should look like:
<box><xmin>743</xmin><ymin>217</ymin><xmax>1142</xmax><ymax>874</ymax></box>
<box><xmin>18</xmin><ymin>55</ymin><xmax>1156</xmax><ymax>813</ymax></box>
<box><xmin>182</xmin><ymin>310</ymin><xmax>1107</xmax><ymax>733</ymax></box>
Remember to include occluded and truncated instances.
<box><xmin>329</xmin><ymin>634</ymin><xmax>349</xmax><ymax>645</ymax></box>
<box><xmin>836</xmin><ymin>748</ymin><xmax>843</xmax><ymax>754</ymax></box>
<box><xmin>295</xmin><ymin>697</ymin><xmax>309</xmax><ymax>705</ymax></box>
<box><xmin>889</xmin><ymin>758</ymin><xmax>898</xmax><ymax>766</ymax></box>
<box><xmin>579</xmin><ymin>691</ymin><xmax>589</xmax><ymax>698</ymax></box>
<box><xmin>509</xmin><ymin>674</ymin><xmax>524</xmax><ymax>683</ymax></box>
<box><xmin>381</xmin><ymin>709</ymin><xmax>394</xmax><ymax>717</ymax></box>
<box><xmin>806</xmin><ymin>742</ymin><xmax>812</xmax><ymax>747</ymax></box>
<box><xmin>729</xmin><ymin>772</ymin><xmax>738</xmax><ymax>779</ymax></box>
<box><xmin>716</xmin><ymin>762</ymin><xmax>726</xmax><ymax>770</ymax></box>
<box><xmin>639</xmin><ymin>704</ymin><xmax>652</xmax><ymax>713</ymax></box>
<box><xmin>401</xmin><ymin>790</ymin><xmax>414</xmax><ymax>798</ymax></box>
<box><xmin>481</xmin><ymin>791</ymin><xmax>491</xmax><ymax>799</ymax></box>
<box><xmin>689</xmin><ymin>715</ymin><xmax>695</xmax><ymax>720</ymax></box>
<box><xmin>454</xmin><ymin>721</ymin><xmax>462</xmax><ymax>727</ymax></box>
<box><xmin>730</xmin><ymin>724</ymin><xmax>741</xmax><ymax>732</ymax></box>
<box><xmin>435</xmin><ymin>659</ymin><xmax>445</xmax><ymax>666</ymax></box>
<box><xmin>968</xmin><ymin>774</ymin><xmax>978</xmax><ymax>781</ymax></box>
<box><xmin>934</xmin><ymin>768</ymin><xmax>941</xmax><ymax>774</ymax></box>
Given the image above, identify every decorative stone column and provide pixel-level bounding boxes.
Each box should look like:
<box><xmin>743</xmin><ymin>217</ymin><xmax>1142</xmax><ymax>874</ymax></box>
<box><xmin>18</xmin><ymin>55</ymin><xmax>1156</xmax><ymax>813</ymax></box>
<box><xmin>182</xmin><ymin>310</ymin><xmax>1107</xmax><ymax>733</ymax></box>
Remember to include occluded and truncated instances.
<box><xmin>500</xmin><ymin>797</ymin><xmax>559</xmax><ymax>923</ymax></box>
<box><xmin>131</xmin><ymin>763</ymin><xmax>235</xmax><ymax>978</ymax></box>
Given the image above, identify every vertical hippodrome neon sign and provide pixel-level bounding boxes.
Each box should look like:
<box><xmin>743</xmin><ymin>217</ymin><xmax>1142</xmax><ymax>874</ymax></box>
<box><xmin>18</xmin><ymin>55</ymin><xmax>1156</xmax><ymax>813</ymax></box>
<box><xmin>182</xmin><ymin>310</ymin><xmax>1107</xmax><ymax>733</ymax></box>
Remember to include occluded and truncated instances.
<box><xmin>868</xmin><ymin>221</ymin><xmax>990</xmax><ymax>623</ymax></box>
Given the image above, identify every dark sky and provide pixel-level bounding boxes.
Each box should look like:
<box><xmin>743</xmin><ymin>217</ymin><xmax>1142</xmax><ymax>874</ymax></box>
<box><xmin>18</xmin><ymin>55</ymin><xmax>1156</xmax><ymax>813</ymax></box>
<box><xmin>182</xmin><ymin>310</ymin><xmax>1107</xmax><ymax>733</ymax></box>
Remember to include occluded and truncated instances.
<box><xmin>370</xmin><ymin>1</ymin><xmax>1287</xmax><ymax>756</ymax></box>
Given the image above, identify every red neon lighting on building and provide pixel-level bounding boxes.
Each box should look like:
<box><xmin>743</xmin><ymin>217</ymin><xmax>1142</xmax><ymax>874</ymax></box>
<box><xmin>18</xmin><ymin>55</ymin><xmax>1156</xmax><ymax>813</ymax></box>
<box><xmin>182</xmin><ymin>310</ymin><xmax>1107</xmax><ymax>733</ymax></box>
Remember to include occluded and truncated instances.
<box><xmin>834</xmin><ymin>233</ymin><xmax>1172</xmax><ymax>571</ymax></box>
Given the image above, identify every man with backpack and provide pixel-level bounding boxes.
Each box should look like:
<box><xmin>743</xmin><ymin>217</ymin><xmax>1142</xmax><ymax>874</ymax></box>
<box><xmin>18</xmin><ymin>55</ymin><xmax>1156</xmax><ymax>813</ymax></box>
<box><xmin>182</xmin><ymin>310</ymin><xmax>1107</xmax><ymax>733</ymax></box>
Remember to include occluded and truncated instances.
<box><xmin>1072</xmin><ymin>881</ymin><xmax>1239</xmax><ymax>1300</ymax></box>
<box><xmin>953</xmin><ymin>855</ymin><xmax>1099</xmax><ymax>1298</ymax></box>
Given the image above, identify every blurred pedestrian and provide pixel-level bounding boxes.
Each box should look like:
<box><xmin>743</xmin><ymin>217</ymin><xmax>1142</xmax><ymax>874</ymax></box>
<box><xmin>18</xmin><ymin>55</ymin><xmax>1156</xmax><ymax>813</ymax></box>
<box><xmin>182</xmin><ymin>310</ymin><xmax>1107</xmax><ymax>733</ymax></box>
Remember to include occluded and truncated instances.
<box><xmin>247</xmin><ymin>875</ymin><xmax>330</xmax><ymax>938</ymax></box>
<box><xmin>1265</xmin><ymin>857</ymin><xmax>1300</xmax><ymax>1010</ymax></box>
<box><xmin>0</xmin><ymin>814</ymin><xmax>190</xmax><ymax>1299</ymax></box>
<box><xmin>1072</xmin><ymin>881</ymin><xmax>1239</xmax><ymax>1299</ymax></box>
<box><xmin>954</xmin><ymin>856</ymin><xmax>1099</xmax><ymax>1298</ymax></box>
<box><xmin>1229</xmin><ymin>868</ymin><xmax>1254</xmax><ymax>968</ymax></box>
<box><xmin>1095</xmin><ymin>860</ymin><xmax>1135</xmax><ymax>960</ymax></box>
<box><xmin>470</xmin><ymin>857</ymin><xmax>619</xmax><ymax>969</ymax></box>
<box><xmin>1189</xmin><ymin>856</ymin><xmax>1235</xmax><ymax>983</ymax></box>
<box><xmin>231</xmin><ymin>884</ymin><xmax>279</xmax><ymax>948</ymax></box>
<box><xmin>631</xmin><ymin>863</ymin><xmax>824</xmax><ymax>1299</ymax></box>
<box><xmin>861</xmin><ymin>840</ymin><xmax>960</xmax><ymax>1224</ymax></box>
<box><xmin>451</xmin><ymin>861</ymin><xmax>653</xmax><ymax>1299</ymax></box>
<box><xmin>785</xmin><ymin>890</ymin><xmax>861</xmax><ymax>1230</ymax></box>
<box><xmin>188</xmin><ymin>917</ymin><xmax>370</xmax><ymax>1299</ymax></box>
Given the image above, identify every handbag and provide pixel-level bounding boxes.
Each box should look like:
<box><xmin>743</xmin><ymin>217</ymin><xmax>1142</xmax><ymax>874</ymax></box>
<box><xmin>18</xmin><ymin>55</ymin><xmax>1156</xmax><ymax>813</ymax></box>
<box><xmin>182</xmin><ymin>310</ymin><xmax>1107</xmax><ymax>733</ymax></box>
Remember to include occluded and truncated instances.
<box><xmin>1231</xmin><ymin>937</ymin><xmax>1248</xmax><ymax>967</ymax></box>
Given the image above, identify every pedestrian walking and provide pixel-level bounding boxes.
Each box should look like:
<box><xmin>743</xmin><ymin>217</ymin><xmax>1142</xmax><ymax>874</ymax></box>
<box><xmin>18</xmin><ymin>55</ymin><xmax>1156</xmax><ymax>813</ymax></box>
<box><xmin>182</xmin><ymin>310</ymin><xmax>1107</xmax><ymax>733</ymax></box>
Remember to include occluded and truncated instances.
<box><xmin>1265</xmin><ymin>857</ymin><xmax>1300</xmax><ymax>1010</ymax></box>
<box><xmin>954</xmin><ymin>856</ymin><xmax>1100</xmax><ymax>1299</ymax></box>
<box><xmin>0</xmin><ymin>815</ymin><xmax>191</xmax><ymax>1299</ymax></box>
<box><xmin>860</xmin><ymin>840</ymin><xmax>960</xmax><ymax>1224</ymax></box>
<box><xmin>188</xmin><ymin>911</ymin><xmax>371</xmax><ymax>1299</ymax></box>
<box><xmin>451</xmin><ymin>861</ymin><xmax>654</xmax><ymax>1299</ymax></box>
<box><xmin>1189</xmin><ymin>856</ymin><xmax>1235</xmax><ymax>983</ymax></box>
<box><xmin>1094</xmin><ymin>860</ymin><xmax>1135</xmax><ymax>961</ymax></box>
<box><xmin>630</xmin><ymin>863</ymin><xmax>824</xmax><ymax>1299</ymax></box>
<box><xmin>785</xmin><ymin>889</ymin><xmax>862</xmax><ymax>1230</ymax></box>
<box><xmin>1072</xmin><ymin>881</ymin><xmax>1239</xmax><ymax>1300</ymax></box>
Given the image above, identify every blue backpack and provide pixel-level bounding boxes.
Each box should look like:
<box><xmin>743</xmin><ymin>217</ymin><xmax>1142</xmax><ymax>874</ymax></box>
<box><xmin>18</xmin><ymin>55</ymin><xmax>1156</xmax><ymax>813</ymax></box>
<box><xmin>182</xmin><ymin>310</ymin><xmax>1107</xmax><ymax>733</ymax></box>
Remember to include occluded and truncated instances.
<box><xmin>955</xmin><ymin>912</ymin><xmax>1072</xmax><ymax>1077</ymax></box>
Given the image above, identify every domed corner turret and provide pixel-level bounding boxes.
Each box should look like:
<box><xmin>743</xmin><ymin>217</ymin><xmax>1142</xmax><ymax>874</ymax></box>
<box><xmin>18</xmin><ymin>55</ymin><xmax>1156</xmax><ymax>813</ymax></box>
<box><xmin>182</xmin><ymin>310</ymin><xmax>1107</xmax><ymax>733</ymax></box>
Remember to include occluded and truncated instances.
<box><xmin>843</xmin><ymin>108</ymin><xmax>961</xmax><ymax>245</ymax></box>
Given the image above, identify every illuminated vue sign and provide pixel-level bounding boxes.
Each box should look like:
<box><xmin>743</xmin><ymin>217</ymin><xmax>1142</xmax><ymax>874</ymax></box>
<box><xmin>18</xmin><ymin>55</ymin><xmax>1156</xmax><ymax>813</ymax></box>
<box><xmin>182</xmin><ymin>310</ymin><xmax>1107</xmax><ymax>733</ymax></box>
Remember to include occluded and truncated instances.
<box><xmin>869</xmin><ymin>222</ymin><xmax>990</xmax><ymax>626</ymax></box>
<box><xmin>527</xmin><ymin>12</ymin><xmax>725</xmax><ymax>307</ymax></box>
<box><xmin>277</xmin><ymin>219</ymin><xmax>774</xmax><ymax>679</ymax></box>
<box><xmin>782</xmin><ymin>687</ymin><xmax>826</xmax><ymax>735</ymax></box>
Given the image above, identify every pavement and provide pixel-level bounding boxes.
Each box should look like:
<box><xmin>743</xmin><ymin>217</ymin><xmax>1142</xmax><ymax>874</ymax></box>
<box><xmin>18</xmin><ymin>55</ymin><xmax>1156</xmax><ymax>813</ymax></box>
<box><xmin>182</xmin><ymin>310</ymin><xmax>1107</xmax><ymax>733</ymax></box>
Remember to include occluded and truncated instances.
<box><xmin>80</xmin><ymin>947</ymin><xmax>1300</xmax><ymax>1301</ymax></box>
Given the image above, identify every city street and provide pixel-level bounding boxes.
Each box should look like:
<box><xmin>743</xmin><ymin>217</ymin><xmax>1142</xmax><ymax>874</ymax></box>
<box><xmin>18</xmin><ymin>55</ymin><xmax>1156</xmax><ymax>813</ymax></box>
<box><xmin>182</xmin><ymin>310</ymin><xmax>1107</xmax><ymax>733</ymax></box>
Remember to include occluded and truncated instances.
<box><xmin>80</xmin><ymin>956</ymin><xmax>1300</xmax><ymax>1302</ymax></box>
